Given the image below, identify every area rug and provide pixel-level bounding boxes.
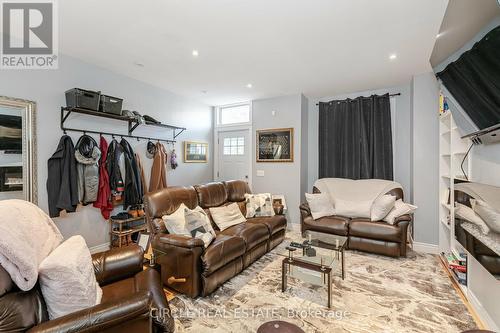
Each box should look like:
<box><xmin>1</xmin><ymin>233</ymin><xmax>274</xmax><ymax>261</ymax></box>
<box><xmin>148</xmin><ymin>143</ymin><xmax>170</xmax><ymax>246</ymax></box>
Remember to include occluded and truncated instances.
<box><xmin>169</xmin><ymin>228</ymin><xmax>477</xmax><ymax>333</ymax></box>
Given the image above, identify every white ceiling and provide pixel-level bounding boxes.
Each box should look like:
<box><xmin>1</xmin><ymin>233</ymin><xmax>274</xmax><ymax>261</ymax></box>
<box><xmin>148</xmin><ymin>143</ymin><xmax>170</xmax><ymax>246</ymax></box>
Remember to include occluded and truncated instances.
<box><xmin>430</xmin><ymin>0</ymin><xmax>500</xmax><ymax>67</ymax></box>
<box><xmin>60</xmin><ymin>0</ymin><xmax>448</xmax><ymax>106</ymax></box>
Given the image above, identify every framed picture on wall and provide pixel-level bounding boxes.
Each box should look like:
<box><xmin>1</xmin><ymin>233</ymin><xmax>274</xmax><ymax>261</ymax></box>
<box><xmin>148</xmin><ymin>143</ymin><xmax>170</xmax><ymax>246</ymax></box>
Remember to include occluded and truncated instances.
<box><xmin>256</xmin><ymin>128</ymin><xmax>293</xmax><ymax>162</ymax></box>
<box><xmin>184</xmin><ymin>141</ymin><xmax>209</xmax><ymax>163</ymax></box>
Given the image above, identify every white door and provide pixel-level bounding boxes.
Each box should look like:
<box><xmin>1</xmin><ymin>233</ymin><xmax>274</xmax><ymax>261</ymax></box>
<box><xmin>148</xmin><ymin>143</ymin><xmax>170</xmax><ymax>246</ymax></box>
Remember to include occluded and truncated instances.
<box><xmin>217</xmin><ymin>130</ymin><xmax>250</xmax><ymax>183</ymax></box>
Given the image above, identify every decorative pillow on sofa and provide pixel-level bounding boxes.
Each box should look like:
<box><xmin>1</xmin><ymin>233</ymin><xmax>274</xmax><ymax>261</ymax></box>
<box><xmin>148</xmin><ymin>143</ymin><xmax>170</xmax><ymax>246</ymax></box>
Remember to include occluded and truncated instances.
<box><xmin>455</xmin><ymin>202</ymin><xmax>490</xmax><ymax>235</ymax></box>
<box><xmin>162</xmin><ymin>204</ymin><xmax>216</xmax><ymax>247</ymax></box>
<box><xmin>383</xmin><ymin>199</ymin><xmax>417</xmax><ymax>225</ymax></box>
<box><xmin>371</xmin><ymin>195</ymin><xmax>396</xmax><ymax>221</ymax></box>
<box><xmin>209</xmin><ymin>203</ymin><xmax>246</xmax><ymax>231</ymax></box>
<box><xmin>305</xmin><ymin>193</ymin><xmax>335</xmax><ymax>220</ymax></box>
<box><xmin>472</xmin><ymin>199</ymin><xmax>500</xmax><ymax>234</ymax></box>
<box><xmin>334</xmin><ymin>198</ymin><xmax>372</xmax><ymax>219</ymax></box>
<box><xmin>38</xmin><ymin>235</ymin><xmax>102</xmax><ymax>320</ymax></box>
<box><xmin>244</xmin><ymin>193</ymin><xmax>275</xmax><ymax>218</ymax></box>
<box><xmin>184</xmin><ymin>207</ymin><xmax>216</xmax><ymax>247</ymax></box>
<box><xmin>162</xmin><ymin>203</ymin><xmax>190</xmax><ymax>236</ymax></box>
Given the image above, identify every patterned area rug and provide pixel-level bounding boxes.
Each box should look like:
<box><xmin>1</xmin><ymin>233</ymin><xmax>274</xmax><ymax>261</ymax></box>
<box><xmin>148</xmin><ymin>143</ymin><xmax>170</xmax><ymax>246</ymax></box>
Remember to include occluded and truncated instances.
<box><xmin>169</xmin><ymin>228</ymin><xmax>477</xmax><ymax>333</ymax></box>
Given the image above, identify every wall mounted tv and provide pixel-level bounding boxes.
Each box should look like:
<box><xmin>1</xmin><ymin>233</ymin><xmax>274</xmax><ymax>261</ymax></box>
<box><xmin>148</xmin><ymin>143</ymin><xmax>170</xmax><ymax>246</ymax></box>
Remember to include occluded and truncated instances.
<box><xmin>0</xmin><ymin>114</ymin><xmax>22</xmax><ymax>152</ymax></box>
<box><xmin>437</xmin><ymin>24</ymin><xmax>500</xmax><ymax>143</ymax></box>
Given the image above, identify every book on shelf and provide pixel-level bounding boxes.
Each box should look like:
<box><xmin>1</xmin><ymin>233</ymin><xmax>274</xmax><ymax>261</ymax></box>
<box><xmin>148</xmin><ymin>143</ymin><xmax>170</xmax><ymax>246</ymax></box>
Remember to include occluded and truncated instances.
<box><xmin>453</xmin><ymin>269</ymin><xmax>467</xmax><ymax>285</ymax></box>
<box><xmin>443</xmin><ymin>252</ymin><xmax>466</xmax><ymax>270</ymax></box>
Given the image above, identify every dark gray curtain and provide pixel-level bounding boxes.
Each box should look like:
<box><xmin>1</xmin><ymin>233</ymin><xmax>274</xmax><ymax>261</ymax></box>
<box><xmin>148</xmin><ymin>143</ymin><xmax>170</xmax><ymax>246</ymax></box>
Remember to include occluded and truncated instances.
<box><xmin>318</xmin><ymin>94</ymin><xmax>393</xmax><ymax>180</ymax></box>
<box><xmin>436</xmin><ymin>25</ymin><xmax>500</xmax><ymax>130</ymax></box>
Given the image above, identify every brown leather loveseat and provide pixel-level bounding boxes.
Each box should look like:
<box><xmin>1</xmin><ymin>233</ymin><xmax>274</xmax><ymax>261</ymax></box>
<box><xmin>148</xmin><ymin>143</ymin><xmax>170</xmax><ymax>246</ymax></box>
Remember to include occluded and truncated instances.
<box><xmin>300</xmin><ymin>178</ymin><xmax>412</xmax><ymax>257</ymax></box>
<box><xmin>144</xmin><ymin>180</ymin><xmax>287</xmax><ymax>298</ymax></box>
<box><xmin>0</xmin><ymin>245</ymin><xmax>174</xmax><ymax>332</ymax></box>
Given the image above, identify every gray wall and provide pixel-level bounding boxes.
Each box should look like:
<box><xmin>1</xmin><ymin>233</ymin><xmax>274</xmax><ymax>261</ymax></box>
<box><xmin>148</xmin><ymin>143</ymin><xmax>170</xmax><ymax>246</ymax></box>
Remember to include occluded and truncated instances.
<box><xmin>300</xmin><ymin>94</ymin><xmax>309</xmax><ymax>203</ymax></box>
<box><xmin>307</xmin><ymin>84</ymin><xmax>412</xmax><ymax>198</ymax></box>
<box><xmin>0</xmin><ymin>55</ymin><xmax>213</xmax><ymax>249</ymax></box>
<box><xmin>252</xmin><ymin>94</ymin><xmax>306</xmax><ymax>224</ymax></box>
<box><xmin>410</xmin><ymin>72</ymin><xmax>440</xmax><ymax>245</ymax></box>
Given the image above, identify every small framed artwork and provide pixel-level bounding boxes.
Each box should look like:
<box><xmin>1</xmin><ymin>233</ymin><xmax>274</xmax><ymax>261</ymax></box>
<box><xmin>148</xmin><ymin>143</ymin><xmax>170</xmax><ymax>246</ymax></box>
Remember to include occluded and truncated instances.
<box><xmin>184</xmin><ymin>141</ymin><xmax>208</xmax><ymax>163</ymax></box>
<box><xmin>137</xmin><ymin>232</ymin><xmax>151</xmax><ymax>253</ymax></box>
<box><xmin>256</xmin><ymin>128</ymin><xmax>293</xmax><ymax>162</ymax></box>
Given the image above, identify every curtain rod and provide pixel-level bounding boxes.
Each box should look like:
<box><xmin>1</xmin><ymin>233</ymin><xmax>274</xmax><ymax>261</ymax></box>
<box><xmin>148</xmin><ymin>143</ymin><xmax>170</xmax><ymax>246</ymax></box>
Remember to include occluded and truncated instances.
<box><xmin>315</xmin><ymin>92</ymin><xmax>401</xmax><ymax>106</ymax></box>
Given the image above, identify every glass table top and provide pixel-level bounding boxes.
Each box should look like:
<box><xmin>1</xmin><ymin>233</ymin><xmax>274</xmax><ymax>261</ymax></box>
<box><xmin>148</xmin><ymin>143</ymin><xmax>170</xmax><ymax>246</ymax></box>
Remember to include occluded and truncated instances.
<box><xmin>275</xmin><ymin>231</ymin><xmax>347</xmax><ymax>286</ymax></box>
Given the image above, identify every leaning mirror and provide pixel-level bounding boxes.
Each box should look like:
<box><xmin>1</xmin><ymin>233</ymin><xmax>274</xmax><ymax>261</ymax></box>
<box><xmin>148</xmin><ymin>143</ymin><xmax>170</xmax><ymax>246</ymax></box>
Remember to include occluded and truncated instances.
<box><xmin>0</xmin><ymin>96</ymin><xmax>37</xmax><ymax>203</ymax></box>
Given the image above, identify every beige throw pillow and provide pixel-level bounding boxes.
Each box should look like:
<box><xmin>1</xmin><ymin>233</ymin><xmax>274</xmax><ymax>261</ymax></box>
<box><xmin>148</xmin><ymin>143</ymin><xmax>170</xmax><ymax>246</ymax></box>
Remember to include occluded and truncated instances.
<box><xmin>371</xmin><ymin>195</ymin><xmax>396</xmax><ymax>221</ymax></box>
<box><xmin>472</xmin><ymin>199</ymin><xmax>500</xmax><ymax>234</ymax></box>
<box><xmin>38</xmin><ymin>236</ymin><xmax>102</xmax><ymax>320</ymax></box>
<box><xmin>335</xmin><ymin>198</ymin><xmax>372</xmax><ymax>218</ymax></box>
<box><xmin>455</xmin><ymin>202</ymin><xmax>490</xmax><ymax>235</ymax></box>
<box><xmin>383</xmin><ymin>199</ymin><xmax>417</xmax><ymax>225</ymax></box>
<box><xmin>244</xmin><ymin>193</ymin><xmax>275</xmax><ymax>218</ymax></box>
<box><xmin>209</xmin><ymin>203</ymin><xmax>246</xmax><ymax>231</ymax></box>
<box><xmin>305</xmin><ymin>193</ymin><xmax>335</xmax><ymax>220</ymax></box>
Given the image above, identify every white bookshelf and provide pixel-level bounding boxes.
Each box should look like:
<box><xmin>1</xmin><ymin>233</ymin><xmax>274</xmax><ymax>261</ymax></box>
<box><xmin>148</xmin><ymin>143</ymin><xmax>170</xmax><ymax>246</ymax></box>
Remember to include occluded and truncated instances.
<box><xmin>438</xmin><ymin>108</ymin><xmax>472</xmax><ymax>294</ymax></box>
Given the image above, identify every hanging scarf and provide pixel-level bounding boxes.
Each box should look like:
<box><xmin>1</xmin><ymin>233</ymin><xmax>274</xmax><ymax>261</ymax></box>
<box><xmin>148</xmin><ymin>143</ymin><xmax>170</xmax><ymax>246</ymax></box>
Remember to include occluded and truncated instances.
<box><xmin>93</xmin><ymin>136</ymin><xmax>114</xmax><ymax>219</ymax></box>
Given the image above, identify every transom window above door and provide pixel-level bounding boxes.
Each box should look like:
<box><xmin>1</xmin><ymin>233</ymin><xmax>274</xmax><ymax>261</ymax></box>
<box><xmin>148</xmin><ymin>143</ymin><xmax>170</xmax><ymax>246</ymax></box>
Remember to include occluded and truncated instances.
<box><xmin>223</xmin><ymin>137</ymin><xmax>244</xmax><ymax>155</ymax></box>
<box><xmin>217</xmin><ymin>103</ymin><xmax>251</xmax><ymax>125</ymax></box>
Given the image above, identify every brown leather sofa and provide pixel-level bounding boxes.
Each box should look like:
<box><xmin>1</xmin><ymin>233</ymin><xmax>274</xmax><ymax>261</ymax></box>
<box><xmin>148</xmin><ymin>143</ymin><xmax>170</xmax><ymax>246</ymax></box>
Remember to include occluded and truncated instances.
<box><xmin>0</xmin><ymin>245</ymin><xmax>174</xmax><ymax>333</ymax></box>
<box><xmin>144</xmin><ymin>180</ymin><xmax>287</xmax><ymax>298</ymax></box>
<box><xmin>300</xmin><ymin>187</ymin><xmax>412</xmax><ymax>257</ymax></box>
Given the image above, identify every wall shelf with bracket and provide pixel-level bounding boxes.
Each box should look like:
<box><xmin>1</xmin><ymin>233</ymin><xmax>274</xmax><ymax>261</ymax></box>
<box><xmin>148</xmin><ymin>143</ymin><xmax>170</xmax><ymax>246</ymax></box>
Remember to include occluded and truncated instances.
<box><xmin>60</xmin><ymin>107</ymin><xmax>186</xmax><ymax>144</ymax></box>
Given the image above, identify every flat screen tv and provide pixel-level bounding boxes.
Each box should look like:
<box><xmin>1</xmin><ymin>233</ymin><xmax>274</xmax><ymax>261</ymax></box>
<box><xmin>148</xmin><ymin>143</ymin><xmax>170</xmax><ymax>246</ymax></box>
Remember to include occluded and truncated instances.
<box><xmin>437</xmin><ymin>24</ymin><xmax>500</xmax><ymax>142</ymax></box>
<box><xmin>0</xmin><ymin>114</ymin><xmax>22</xmax><ymax>152</ymax></box>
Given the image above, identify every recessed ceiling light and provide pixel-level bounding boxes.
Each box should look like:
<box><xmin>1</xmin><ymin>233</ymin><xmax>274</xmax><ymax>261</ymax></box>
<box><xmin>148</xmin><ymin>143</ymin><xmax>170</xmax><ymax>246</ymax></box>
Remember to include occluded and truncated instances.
<box><xmin>192</xmin><ymin>50</ymin><xmax>199</xmax><ymax>57</ymax></box>
<box><xmin>389</xmin><ymin>54</ymin><xmax>397</xmax><ymax>60</ymax></box>
<box><xmin>246</xmin><ymin>83</ymin><xmax>252</xmax><ymax>88</ymax></box>
<box><xmin>134</xmin><ymin>62</ymin><xmax>145</xmax><ymax>67</ymax></box>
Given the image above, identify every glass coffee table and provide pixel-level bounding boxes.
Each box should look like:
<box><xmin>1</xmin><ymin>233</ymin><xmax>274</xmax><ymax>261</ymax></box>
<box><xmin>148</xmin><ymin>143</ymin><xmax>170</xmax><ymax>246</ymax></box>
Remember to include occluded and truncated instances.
<box><xmin>277</xmin><ymin>230</ymin><xmax>347</xmax><ymax>308</ymax></box>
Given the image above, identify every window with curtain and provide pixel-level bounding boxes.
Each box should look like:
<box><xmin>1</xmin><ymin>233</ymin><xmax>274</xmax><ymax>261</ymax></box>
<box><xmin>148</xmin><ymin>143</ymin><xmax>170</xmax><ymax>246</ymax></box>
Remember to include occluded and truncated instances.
<box><xmin>318</xmin><ymin>93</ymin><xmax>393</xmax><ymax>180</ymax></box>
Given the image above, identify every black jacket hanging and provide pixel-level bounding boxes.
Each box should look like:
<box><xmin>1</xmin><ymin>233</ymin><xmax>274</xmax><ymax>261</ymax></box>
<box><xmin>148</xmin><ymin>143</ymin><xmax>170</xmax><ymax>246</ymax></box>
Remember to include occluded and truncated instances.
<box><xmin>120</xmin><ymin>138</ymin><xmax>143</xmax><ymax>209</ymax></box>
<box><xmin>47</xmin><ymin>135</ymin><xmax>79</xmax><ymax>217</ymax></box>
<box><xmin>106</xmin><ymin>139</ymin><xmax>124</xmax><ymax>195</ymax></box>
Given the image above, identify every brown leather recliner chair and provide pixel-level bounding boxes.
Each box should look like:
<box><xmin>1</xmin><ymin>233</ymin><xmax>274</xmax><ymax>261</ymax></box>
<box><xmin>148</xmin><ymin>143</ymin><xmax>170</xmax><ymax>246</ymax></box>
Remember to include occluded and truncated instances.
<box><xmin>143</xmin><ymin>180</ymin><xmax>287</xmax><ymax>298</ymax></box>
<box><xmin>0</xmin><ymin>245</ymin><xmax>174</xmax><ymax>333</ymax></box>
<box><xmin>300</xmin><ymin>186</ymin><xmax>412</xmax><ymax>257</ymax></box>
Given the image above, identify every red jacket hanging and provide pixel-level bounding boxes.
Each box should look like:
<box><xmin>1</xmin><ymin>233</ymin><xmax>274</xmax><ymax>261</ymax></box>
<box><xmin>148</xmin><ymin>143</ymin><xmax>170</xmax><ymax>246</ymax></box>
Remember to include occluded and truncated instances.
<box><xmin>93</xmin><ymin>135</ymin><xmax>114</xmax><ymax>219</ymax></box>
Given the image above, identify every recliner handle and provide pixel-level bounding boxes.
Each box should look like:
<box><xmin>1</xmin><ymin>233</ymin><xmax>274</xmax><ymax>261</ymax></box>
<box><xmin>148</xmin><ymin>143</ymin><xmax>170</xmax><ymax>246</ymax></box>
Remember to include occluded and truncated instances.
<box><xmin>167</xmin><ymin>276</ymin><xmax>187</xmax><ymax>284</ymax></box>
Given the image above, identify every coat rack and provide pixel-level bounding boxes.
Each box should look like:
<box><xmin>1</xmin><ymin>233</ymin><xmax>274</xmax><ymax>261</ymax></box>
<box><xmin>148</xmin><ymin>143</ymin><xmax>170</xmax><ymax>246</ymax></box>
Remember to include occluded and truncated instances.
<box><xmin>60</xmin><ymin>107</ymin><xmax>186</xmax><ymax>144</ymax></box>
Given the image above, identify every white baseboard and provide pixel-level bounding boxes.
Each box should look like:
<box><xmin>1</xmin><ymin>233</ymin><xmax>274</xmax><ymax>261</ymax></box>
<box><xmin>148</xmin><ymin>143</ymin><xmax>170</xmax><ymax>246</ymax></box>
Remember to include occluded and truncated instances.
<box><xmin>89</xmin><ymin>242</ymin><xmax>110</xmax><ymax>254</ymax></box>
<box><xmin>468</xmin><ymin>289</ymin><xmax>499</xmax><ymax>331</ymax></box>
<box><xmin>412</xmin><ymin>241</ymin><xmax>439</xmax><ymax>254</ymax></box>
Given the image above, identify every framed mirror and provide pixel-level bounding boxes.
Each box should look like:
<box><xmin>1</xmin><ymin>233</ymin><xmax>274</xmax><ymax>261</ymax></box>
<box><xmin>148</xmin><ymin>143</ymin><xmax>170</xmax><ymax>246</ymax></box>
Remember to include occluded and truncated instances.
<box><xmin>0</xmin><ymin>96</ymin><xmax>37</xmax><ymax>203</ymax></box>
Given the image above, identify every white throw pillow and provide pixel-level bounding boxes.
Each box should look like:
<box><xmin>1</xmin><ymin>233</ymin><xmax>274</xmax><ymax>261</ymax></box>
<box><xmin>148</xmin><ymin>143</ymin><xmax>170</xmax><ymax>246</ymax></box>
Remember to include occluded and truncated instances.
<box><xmin>209</xmin><ymin>203</ymin><xmax>247</xmax><ymax>231</ymax></box>
<box><xmin>244</xmin><ymin>193</ymin><xmax>275</xmax><ymax>218</ymax></box>
<box><xmin>371</xmin><ymin>195</ymin><xmax>396</xmax><ymax>221</ymax></box>
<box><xmin>473</xmin><ymin>199</ymin><xmax>500</xmax><ymax>234</ymax></box>
<box><xmin>383</xmin><ymin>199</ymin><xmax>417</xmax><ymax>225</ymax></box>
<box><xmin>455</xmin><ymin>202</ymin><xmax>490</xmax><ymax>235</ymax></box>
<box><xmin>184</xmin><ymin>207</ymin><xmax>216</xmax><ymax>248</ymax></box>
<box><xmin>305</xmin><ymin>193</ymin><xmax>335</xmax><ymax>220</ymax></box>
<box><xmin>335</xmin><ymin>198</ymin><xmax>372</xmax><ymax>218</ymax></box>
<box><xmin>38</xmin><ymin>236</ymin><xmax>102</xmax><ymax>320</ymax></box>
<box><xmin>162</xmin><ymin>203</ymin><xmax>190</xmax><ymax>236</ymax></box>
